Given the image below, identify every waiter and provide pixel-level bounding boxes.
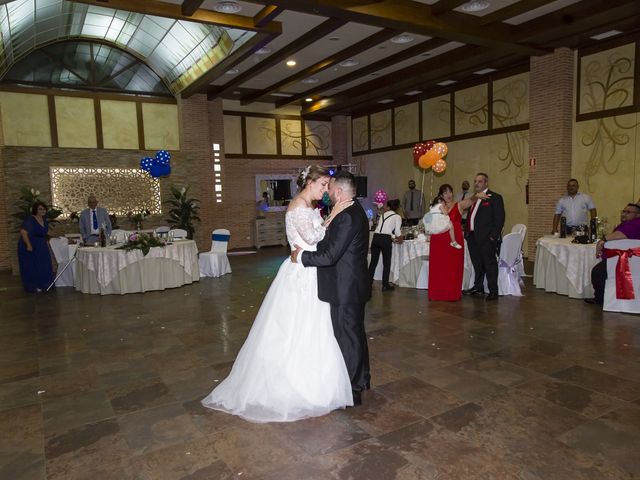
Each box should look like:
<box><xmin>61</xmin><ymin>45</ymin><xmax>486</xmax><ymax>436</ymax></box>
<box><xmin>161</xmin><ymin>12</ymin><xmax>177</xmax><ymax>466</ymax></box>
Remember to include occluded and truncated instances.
<box><xmin>403</xmin><ymin>180</ymin><xmax>425</xmax><ymax>226</ymax></box>
<box><xmin>369</xmin><ymin>199</ymin><xmax>403</xmax><ymax>291</ymax></box>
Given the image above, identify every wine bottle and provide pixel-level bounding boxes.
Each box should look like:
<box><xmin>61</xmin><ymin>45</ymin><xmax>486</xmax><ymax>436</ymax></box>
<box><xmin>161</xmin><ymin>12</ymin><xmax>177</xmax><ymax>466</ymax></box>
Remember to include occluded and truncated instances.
<box><xmin>99</xmin><ymin>227</ymin><xmax>106</xmax><ymax>247</ymax></box>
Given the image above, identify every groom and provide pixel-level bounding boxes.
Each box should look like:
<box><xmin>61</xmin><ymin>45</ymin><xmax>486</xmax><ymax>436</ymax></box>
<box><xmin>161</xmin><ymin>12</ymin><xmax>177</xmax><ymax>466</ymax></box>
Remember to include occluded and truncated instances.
<box><xmin>291</xmin><ymin>171</ymin><xmax>371</xmax><ymax>405</ymax></box>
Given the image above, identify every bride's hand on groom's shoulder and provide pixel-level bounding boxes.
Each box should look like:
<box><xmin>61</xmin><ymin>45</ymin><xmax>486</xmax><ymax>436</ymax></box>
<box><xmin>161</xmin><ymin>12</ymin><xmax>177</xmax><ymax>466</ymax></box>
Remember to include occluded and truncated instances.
<box><xmin>331</xmin><ymin>199</ymin><xmax>353</xmax><ymax>217</ymax></box>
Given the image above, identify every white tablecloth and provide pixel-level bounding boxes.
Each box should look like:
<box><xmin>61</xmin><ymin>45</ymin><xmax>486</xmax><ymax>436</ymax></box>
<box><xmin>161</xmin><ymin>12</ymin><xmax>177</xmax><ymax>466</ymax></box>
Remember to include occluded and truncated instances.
<box><xmin>533</xmin><ymin>236</ymin><xmax>598</xmax><ymax>298</ymax></box>
<box><xmin>75</xmin><ymin>240</ymin><xmax>199</xmax><ymax>295</ymax></box>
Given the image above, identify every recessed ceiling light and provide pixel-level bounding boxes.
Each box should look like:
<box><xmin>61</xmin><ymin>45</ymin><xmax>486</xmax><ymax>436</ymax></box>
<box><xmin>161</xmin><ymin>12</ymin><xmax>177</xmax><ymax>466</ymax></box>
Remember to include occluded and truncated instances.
<box><xmin>214</xmin><ymin>1</ymin><xmax>242</xmax><ymax>14</ymax></box>
<box><xmin>378</xmin><ymin>99</ymin><xmax>394</xmax><ymax>104</ymax></box>
<box><xmin>378</xmin><ymin>45</ymin><xmax>387</xmax><ymax>50</ymax></box>
<box><xmin>301</xmin><ymin>77</ymin><xmax>319</xmax><ymax>84</ymax></box>
<box><xmin>391</xmin><ymin>34</ymin><xmax>414</xmax><ymax>44</ymax></box>
<box><xmin>225</xmin><ymin>68</ymin><xmax>239</xmax><ymax>75</ymax></box>
<box><xmin>328</xmin><ymin>36</ymin><xmax>340</xmax><ymax>41</ymax></box>
<box><xmin>338</xmin><ymin>59</ymin><xmax>359</xmax><ymax>67</ymax></box>
<box><xmin>405</xmin><ymin>90</ymin><xmax>422</xmax><ymax>96</ymax></box>
<box><xmin>255</xmin><ymin>47</ymin><xmax>271</xmax><ymax>55</ymax></box>
<box><xmin>474</xmin><ymin>68</ymin><xmax>497</xmax><ymax>75</ymax></box>
<box><xmin>286</xmin><ymin>60</ymin><xmax>297</xmax><ymax>67</ymax></box>
<box><xmin>233</xmin><ymin>91</ymin><xmax>240</xmax><ymax>94</ymax></box>
<box><xmin>305</xmin><ymin>98</ymin><xmax>313</xmax><ymax>102</ymax></box>
<box><xmin>460</xmin><ymin>0</ymin><xmax>490</xmax><ymax>12</ymax></box>
<box><xmin>437</xmin><ymin>80</ymin><xmax>457</xmax><ymax>86</ymax></box>
<box><xmin>421</xmin><ymin>52</ymin><xmax>431</xmax><ymax>57</ymax></box>
<box><xmin>271</xmin><ymin>92</ymin><xmax>293</xmax><ymax>97</ymax></box>
<box><xmin>590</xmin><ymin>30</ymin><xmax>623</xmax><ymax>40</ymax></box>
<box><xmin>370</xmin><ymin>73</ymin><xmax>379</xmax><ymax>76</ymax></box>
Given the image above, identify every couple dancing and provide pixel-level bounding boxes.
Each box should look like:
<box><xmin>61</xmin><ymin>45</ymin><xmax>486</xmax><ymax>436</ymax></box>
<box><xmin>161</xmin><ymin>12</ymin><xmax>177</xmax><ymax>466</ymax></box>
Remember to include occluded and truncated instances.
<box><xmin>202</xmin><ymin>167</ymin><xmax>371</xmax><ymax>422</ymax></box>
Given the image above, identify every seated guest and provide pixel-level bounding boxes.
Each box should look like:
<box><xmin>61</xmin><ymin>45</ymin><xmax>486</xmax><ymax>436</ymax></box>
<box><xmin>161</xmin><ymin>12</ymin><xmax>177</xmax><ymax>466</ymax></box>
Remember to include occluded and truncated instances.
<box><xmin>79</xmin><ymin>194</ymin><xmax>112</xmax><ymax>244</ymax></box>
<box><xmin>552</xmin><ymin>179</ymin><xmax>596</xmax><ymax>234</ymax></box>
<box><xmin>369</xmin><ymin>199</ymin><xmax>402</xmax><ymax>292</ymax></box>
<box><xmin>18</xmin><ymin>201</ymin><xmax>54</xmax><ymax>292</ymax></box>
<box><xmin>585</xmin><ymin>203</ymin><xmax>640</xmax><ymax>306</ymax></box>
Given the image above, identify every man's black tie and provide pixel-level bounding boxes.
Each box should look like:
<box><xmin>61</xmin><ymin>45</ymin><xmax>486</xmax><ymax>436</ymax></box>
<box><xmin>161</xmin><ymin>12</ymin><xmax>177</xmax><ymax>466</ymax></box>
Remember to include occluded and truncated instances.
<box><xmin>410</xmin><ymin>191</ymin><xmax>414</xmax><ymax>210</ymax></box>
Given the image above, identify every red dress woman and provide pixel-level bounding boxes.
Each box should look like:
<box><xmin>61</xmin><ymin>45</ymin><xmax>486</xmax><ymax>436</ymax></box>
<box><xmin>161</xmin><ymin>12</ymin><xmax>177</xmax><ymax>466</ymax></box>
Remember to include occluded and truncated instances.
<box><xmin>428</xmin><ymin>184</ymin><xmax>480</xmax><ymax>301</ymax></box>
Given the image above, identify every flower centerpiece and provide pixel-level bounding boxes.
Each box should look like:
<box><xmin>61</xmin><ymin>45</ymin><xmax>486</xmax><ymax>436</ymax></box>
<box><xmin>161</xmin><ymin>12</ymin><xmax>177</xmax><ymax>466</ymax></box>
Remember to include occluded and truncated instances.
<box><xmin>127</xmin><ymin>209</ymin><xmax>151</xmax><ymax>231</ymax></box>
<box><xmin>117</xmin><ymin>233</ymin><xmax>165</xmax><ymax>256</ymax></box>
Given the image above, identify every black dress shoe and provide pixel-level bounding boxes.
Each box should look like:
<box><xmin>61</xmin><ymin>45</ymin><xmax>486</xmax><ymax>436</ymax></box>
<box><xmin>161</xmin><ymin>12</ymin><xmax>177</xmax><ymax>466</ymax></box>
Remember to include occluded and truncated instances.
<box><xmin>352</xmin><ymin>390</ymin><xmax>362</xmax><ymax>406</ymax></box>
<box><xmin>463</xmin><ymin>287</ymin><xmax>484</xmax><ymax>296</ymax></box>
<box><xmin>382</xmin><ymin>285</ymin><xmax>395</xmax><ymax>292</ymax></box>
<box><xmin>584</xmin><ymin>298</ymin><xmax>602</xmax><ymax>306</ymax></box>
<box><xmin>485</xmin><ymin>293</ymin><xmax>499</xmax><ymax>301</ymax></box>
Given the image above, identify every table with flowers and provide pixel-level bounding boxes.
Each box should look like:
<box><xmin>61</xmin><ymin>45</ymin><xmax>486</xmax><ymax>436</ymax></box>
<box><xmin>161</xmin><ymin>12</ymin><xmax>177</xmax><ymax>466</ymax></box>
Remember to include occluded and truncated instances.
<box><xmin>74</xmin><ymin>238</ymin><xmax>199</xmax><ymax>295</ymax></box>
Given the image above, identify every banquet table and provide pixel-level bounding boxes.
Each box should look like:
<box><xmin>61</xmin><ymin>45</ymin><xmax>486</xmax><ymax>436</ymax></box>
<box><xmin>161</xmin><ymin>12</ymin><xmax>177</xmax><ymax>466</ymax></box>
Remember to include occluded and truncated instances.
<box><xmin>75</xmin><ymin>240</ymin><xmax>199</xmax><ymax>295</ymax></box>
<box><xmin>533</xmin><ymin>236</ymin><xmax>598</xmax><ymax>298</ymax></box>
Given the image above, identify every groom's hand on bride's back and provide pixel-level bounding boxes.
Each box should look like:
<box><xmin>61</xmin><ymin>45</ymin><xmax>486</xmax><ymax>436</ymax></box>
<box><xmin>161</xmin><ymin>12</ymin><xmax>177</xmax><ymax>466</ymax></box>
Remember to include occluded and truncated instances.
<box><xmin>290</xmin><ymin>244</ymin><xmax>302</xmax><ymax>263</ymax></box>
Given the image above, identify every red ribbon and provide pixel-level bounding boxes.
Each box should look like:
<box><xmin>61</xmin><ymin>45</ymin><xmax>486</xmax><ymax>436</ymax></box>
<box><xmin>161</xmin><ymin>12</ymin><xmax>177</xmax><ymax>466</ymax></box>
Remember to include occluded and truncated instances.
<box><xmin>603</xmin><ymin>247</ymin><xmax>640</xmax><ymax>299</ymax></box>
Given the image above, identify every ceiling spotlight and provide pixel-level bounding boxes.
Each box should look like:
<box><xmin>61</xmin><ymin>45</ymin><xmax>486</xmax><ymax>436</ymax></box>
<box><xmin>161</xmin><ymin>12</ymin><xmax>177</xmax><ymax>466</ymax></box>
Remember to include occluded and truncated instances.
<box><xmin>305</xmin><ymin>98</ymin><xmax>313</xmax><ymax>102</ymax></box>
<box><xmin>286</xmin><ymin>60</ymin><xmax>297</xmax><ymax>67</ymax></box>
<box><xmin>214</xmin><ymin>1</ymin><xmax>242</xmax><ymax>14</ymax></box>
<box><xmin>338</xmin><ymin>59</ymin><xmax>359</xmax><ymax>67</ymax></box>
<box><xmin>437</xmin><ymin>80</ymin><xmax>457</xmax><ymax>86</ymax></box>
<box><xmin>255</xmin><ymin>47</ymin><xmax>271</xmax><ymax>55</ymax></box>
<box><xmin>329</xmin><ymin>36</ymin><xmax>340</xmax><ymax>41</ymax></box>
<box><xmin>404</xmin><ymin>90</ymin><xmax>422</xmax><ymax>96</ymax></box>
<box><xmin>460</xmin><ymin>0</ymin><xmax>490</xmax><ymax>12</ymax></box>
<box><xmin>391</xmin><ymin>34</ymin><xmax>414</xmax><ymax>44</ymax></box>
<box><xmin>378</xmin><ymin>99</ymin><xmax>394</xmax><ymax>104</ymax></box>
<box><xmin>225</xmin><ymin>68</ymin><xmax>239</xmax><ymax>75</ymax></box>
<box><xmin>301</xmin><ymin>77</ymin><xmax>319</xmax><ymax>84</ymax></box>
<box><xmin>590</xmin><ymin>30</ymin><xmax>623</xmax><ymax>40</ymax></box>
<box><xmin>271</xmin><ymin>92</ymin><xmax>293</xmax><ymax>97</ymax></box>
<box><xmin>474</xmin><ymin>68</ymin><xmax>497</xmax><ymax>75</ymax></box>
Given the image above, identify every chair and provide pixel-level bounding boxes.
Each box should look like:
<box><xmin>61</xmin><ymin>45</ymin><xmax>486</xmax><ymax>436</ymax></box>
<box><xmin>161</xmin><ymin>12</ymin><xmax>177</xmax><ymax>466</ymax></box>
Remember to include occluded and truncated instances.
<box><xmin>495</xmin><ymin>232</ymin><xmax>524</xmax><ymax>296</ymax></box>
<box><xmin>603</xmin><ymin>239</ymin><xmax>640</xmax><ymax>313</ymax></box>
<box><xmin>511</xmin><ymin>224</ymin><xmax>527</xmax><ymax>277</ymax></box>
<box><xmin>111</xmin><ymin>229</ymin><xmax>128</xmax><ymax>243</ymax></box>
<box><xmin>154</xmin><ymin>226</ymin><xmax>171</xmax><ymax>238</ymax></box>
<box><xmin>49</xmin><ymin>237</ymin><xmax>75</xmax><ymax>287</ymax></box>
<box><xmin>170</xmin><ymin>228</ymin><xmax>188</xmax><ymax>240</ymax></box>
<box><xmin>199</xmin><ymin>229</ymin><xmax>232</xmax><ymax>277</ymax></box>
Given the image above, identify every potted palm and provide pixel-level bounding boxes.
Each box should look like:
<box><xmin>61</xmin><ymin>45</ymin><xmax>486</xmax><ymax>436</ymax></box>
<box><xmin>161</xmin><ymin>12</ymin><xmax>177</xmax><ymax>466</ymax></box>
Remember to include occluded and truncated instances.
<box><xmin>164</xmin><ymin>185</ymin><xmax>200</xmax><ymax>239</ymax></box>
<box><xmin>12</xmin><ymin>186</ymin><xmax>62</xmax><ymax>230</ymax></box>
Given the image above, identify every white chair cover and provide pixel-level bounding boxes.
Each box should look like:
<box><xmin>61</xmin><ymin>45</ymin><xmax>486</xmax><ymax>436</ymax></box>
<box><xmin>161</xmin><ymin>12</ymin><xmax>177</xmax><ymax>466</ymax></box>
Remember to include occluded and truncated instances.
<box><xmin>154</xmin><ymin>226</ymin><xmax>171</xmax><ymax>238</ymax></box>
<box><xmin>170</xmin><ymin>228</ymin><xmax>188</xmax><ymax>240</ymax></box>
<box><xmin>416</xmin><ymin>258</ymin><xmax>429</xmax><ymax>289</ymax></box>
<box><xmin>199</xmin><ymin>229</ymin><xmax>232</xmax><ymax>277</ymax></box>
<box><xmin>511</xmin><ymin>224</ymin><xmax>527</xmax><ymax>277</ymax></box>
<box><xmin>495</xmin><ymin>232</ymin><xmax>524</xmax><ymax>296</ymax></box>
<box><xmin>49</xmin><ymin>237</ymin><xmax>75</xmax><ymax>287</ymax></box>
<box><xmin>603</xmin><ymin>239</ymin><xmax>640</xmax><ymax>313</ymax></box>
<box><xmin>111</xmin><ymin>229</ymin><xmax>128</xmax><ymax>243</ymax></box>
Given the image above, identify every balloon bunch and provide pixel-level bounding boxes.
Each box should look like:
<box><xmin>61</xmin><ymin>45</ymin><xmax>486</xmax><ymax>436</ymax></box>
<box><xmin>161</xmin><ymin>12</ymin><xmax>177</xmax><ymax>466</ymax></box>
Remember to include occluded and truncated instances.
<box><xmin>140</xmin><ymin>150</ymin><xmax>172</xmax><ymax>178</ymax></box>
<box><xmin>373</xmin><ymin>189</ymin><xmax>388</xmax><ymax>208</ymax></box>
<box><xmin>413</xmin><ymin>141</ymin><xmax>448</xmax><ymax>174</ymax></box>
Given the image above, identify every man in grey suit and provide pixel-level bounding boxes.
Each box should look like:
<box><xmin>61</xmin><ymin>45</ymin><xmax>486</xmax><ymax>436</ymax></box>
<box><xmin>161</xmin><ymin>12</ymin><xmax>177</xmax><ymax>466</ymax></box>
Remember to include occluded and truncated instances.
<box><xmin>79</xmin><ymin>194</ymin><xmax>112</xmax><ymax>244</ymax></box>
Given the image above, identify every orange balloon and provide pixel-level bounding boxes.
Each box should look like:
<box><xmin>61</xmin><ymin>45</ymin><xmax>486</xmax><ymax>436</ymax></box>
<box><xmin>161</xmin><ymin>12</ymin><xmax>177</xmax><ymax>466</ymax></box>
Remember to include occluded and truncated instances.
<box><xmin>418</xmin><ymin>149</ymin><xmax>440</xmax><ymax>169</ymax></box>
<box><xmin>433</xmin><ymin>142</ymin><xmax>448</xmax><ymax>157</ymax></box>
<box><xmin>433</xmin><ymin>158</ymin><xmax>447</xmax><ymax>173</ymax></box>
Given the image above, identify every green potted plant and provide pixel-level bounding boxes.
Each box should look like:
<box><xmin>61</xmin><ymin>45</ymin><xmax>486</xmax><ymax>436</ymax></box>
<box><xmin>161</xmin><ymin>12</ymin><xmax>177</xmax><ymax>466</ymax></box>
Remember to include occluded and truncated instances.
<box><xmin>12</xmin><ymin>186</ymin><xmax>62</xmax><ymax>230</ymax></box>
<box><xmin>164</xmin><ymin>185</ymin><xmax>200</xmax><ymax>239</ymax></box>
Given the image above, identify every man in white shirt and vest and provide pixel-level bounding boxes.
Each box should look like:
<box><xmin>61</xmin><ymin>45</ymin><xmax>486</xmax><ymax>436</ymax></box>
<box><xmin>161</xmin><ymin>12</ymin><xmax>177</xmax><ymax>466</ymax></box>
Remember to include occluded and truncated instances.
<box><xmin>369</xmin><ymin>199</ymin><xmax>403</xmax><ymax>291</ymax></box>
<box><xmin>79</xmin><ymin>194</ymin><xmax>112</xmax><ymax>244</ymax></box>
<box><xmin>403</xmin><ymin>180</ymin><xmax>425</xmax><ymax>226</ymax></box>
<box><xmin>552</xmin><ymin>179</ymin><xmax>596</xmax><ymax>234</ymax></box>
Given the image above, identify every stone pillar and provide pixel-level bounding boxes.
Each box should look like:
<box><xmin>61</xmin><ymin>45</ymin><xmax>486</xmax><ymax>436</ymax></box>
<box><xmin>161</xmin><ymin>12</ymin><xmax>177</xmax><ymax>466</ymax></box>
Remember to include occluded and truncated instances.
<box><xmin>527</xmin><ymin>48</ymin><xmax>575</xmax><ymax>255</ymax></box>
<box><xmin>332</xmin><ymin>115</ymin><xmax>349</xmax><ymax>166</ymax></box>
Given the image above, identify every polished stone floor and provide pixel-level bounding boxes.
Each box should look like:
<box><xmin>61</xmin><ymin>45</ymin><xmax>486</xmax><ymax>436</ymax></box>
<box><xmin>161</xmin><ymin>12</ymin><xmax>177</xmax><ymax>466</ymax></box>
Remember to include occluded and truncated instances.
<box><xmin>1</xmin><ymin>247</ymin><xmax>640</xmax><ymax>480</ymax></box>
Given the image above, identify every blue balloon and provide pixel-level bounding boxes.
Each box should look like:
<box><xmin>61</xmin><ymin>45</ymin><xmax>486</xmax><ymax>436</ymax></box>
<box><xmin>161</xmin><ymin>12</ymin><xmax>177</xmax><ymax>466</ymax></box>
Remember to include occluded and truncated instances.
<box><xmin>159</xmin><ymin>164</ymin><xmax>171</xmax><ymax>176</ymax></box>
<box><xmin>149</xmin><ymin>164</ymin><xmax>162</xmax><ymax>178</ymax></box>
<box><xmin>155</xmin><ymin>150</ymin><xmax>171</xmax><ymax>165</ymax></box>
<box><xmin>140</xmin><ymin>156</ymin><xmax>154</xmax><ymax>172</ymax></box>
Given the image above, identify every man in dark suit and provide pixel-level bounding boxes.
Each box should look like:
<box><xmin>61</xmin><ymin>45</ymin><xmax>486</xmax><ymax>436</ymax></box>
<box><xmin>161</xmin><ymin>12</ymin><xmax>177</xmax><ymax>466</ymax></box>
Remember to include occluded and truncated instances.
<box><xmin>291</xmin><ymin>171</ymin><xmax>371</xmax><ymax>405</ymax></box>
<box><xmin>463</xmin><ymin>173</ymin><xmax>505</xmax><ymax>301</ymax></box>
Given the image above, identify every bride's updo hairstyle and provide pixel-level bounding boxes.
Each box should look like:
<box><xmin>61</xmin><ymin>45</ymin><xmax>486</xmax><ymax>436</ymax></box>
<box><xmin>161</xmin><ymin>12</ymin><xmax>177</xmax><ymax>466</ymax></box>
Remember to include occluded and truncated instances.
<box><xmin>296</xmin><ymin>165</ymin><xmax>330</xmax><ymax>190</ymax></box>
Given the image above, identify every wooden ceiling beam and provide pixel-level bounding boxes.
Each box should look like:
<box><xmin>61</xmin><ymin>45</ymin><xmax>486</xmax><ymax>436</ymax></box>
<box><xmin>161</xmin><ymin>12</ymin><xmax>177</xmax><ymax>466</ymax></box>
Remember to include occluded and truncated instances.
<box><xmin>240</xmin><ymin>28</ymin><xmax>399</xmax><ymax>105</ymax></box>
<box><xmin>207</xmin><ymin>17</ymin><xmax>347</xmax><ymax>99</ymax></box>
<box><xmin>71</xmin><ymin>0</ymin><xmax>281</xmax><ymax>33</ymax></box>
<box><xmin>430</xmin><ymin>0</ymin><xmax>468</xmax><ymax>16</ymax></box>
<box><xmin>275</xmin><ymin>38</ymin><xmax>450</xmax><ymax>108</ymax></box>
<box><xmin>259</xmin><ymin>0</ymin><xmax>549</xmax><ymax>56</ymax></box>
<box><xmin>477</xmin><ymin>0</ymin><xmax>558</xmax><ymax>25</ymax></box>
<box><xmin>253</xmin><ymin>5</ymin><xmax>284</xmax><ymax>28</ymax></box>
<box><xmin>181</xmin><ymin>0</ymin><xmax>205</xmax><ymax>17</ymax></box>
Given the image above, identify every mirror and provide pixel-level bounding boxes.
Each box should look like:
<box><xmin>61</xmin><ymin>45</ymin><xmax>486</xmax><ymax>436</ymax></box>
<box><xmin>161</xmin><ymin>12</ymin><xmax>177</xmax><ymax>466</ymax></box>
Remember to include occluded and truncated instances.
<box><xmin>255</xmin><ymin>174</ymin><xmax>297</xmax><ymax>215</ymax></box>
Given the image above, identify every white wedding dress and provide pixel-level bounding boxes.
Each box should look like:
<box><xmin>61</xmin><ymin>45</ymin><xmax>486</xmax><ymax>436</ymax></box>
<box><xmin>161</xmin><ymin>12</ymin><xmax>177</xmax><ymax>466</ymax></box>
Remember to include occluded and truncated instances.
<box><xmin>201</xmin><ymin>207</ymin><xmax>353</xmax><ymax>422</ymax></box>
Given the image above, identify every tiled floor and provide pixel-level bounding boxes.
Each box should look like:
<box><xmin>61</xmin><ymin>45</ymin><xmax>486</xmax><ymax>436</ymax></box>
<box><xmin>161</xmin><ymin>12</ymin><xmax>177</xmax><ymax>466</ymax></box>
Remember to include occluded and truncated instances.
<box><xmin>1</xmin><ymin>247</ymin><xmax>640</xmax><ymax>479</ymax></box>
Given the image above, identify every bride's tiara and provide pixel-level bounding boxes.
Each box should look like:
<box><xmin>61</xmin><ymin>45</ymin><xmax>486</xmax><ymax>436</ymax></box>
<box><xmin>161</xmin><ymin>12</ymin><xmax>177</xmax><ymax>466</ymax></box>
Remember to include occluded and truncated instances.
<box><xmin>300</xmin><ymin>165</ymin><xmax>311</xmax><ymax>183</ymax></box>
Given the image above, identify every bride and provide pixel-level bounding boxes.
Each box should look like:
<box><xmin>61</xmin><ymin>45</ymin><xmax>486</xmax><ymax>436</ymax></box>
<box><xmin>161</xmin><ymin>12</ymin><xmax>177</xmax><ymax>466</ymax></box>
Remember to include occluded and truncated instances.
<box><xmin>201</xmin><ymin>165</ymin><xmax>354</xmax><ymax>422</ymax></box>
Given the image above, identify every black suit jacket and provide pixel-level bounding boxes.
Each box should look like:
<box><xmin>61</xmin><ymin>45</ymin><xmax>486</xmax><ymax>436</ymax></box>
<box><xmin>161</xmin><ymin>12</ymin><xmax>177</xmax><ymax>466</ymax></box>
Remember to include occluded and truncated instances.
<box><xmin>301</xmin><ymin>200</ymin><xmax>371</xmax><ymax>305</ymax></box>
<box><xmin>465</xmin><ymin>189</ymin><xmax>505</xmax><ymax>240</ymax></box>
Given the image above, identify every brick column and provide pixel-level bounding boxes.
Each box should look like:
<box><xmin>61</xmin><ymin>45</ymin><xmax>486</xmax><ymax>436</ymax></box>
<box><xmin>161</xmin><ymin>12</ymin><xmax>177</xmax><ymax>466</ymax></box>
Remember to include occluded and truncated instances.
<box><xmin>332</xmin><ymin>115</ymin><xmax>349</xmax><ymax>166</ymax></box>
<box><xmin>527</xmin><ymin>48</ymin><xmax>575</xmax><ymax>255</ymax></box>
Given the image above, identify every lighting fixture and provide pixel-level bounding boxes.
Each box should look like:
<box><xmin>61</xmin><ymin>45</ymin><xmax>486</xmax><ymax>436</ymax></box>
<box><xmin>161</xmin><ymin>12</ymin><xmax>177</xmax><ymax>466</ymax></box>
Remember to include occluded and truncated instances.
<box><xmin>286</xmin><ymin>59</ymin><xmax>297</xmax><ymax>67</ymax></box>
<box><xmin>255</xmin><ymin>47</ymin><xmax>271</xmax><ymax>55</ymax></box>
<box><xmin>301</xmin><ymin>77</ymin><xmax>319</xmax><ymax>84</ymax></box>
<box><xmin>590</xmin><ymin>30</ymin><xmax>623</xmax><ymax>40</ymax></box>
<box><xmin>378</xmin><ymin>99</ymin><xmax>394</xmax><ymax>104</ymax></box>
<box><xmin>436</xmin><ymin>80</ymin><xmax>457</xmax><ymax>86</ymax></box>
<box><xmin>460</xmin><ymin>0</ymin><xmax>490</xmax><ymax>12</ymax></box>
<box><xmin>405</xmin><ymin>90</ymin><xmax>422</xmax><ymax>96</ymax></box>
<box><xmin>305</xmin><ymin>98</ymin><xmax>313</xmax><ymax>102</ymax></box>
<box><xmin>391</xmin><ymin>34</ymin><xmax>414</xmax><ymax>44</ymax></box>
<box><xmin>271</xmin><ymin>92</ymin><xmax>293</xmax><ymax>97</ymax></box>
<box><xmin>338</xmin><ymin>59</ymin><xmax>359</xmax><ymax>67</ymax></box>
<box><xmin>474</xmin><ymin>67</ymin><xmax>497</xmax><ymax>75</ymax></box>
<box><xmin>213</xmin><ymin>1</ymin><xmax>242</xmax><ymax>14</ymax></box>
<box><xmin>225</xmin><ymin>68</ymin><xmax>239</xmax><ymax>75</ymax></box>
<box><xmin>233</xmin><ymin>91</ymin><xmax>240</xmax><ymax>94</ymax></box>
<box><xmin>329</xmin><ymin>36</ymin><xmax>340</xmax><ymax>41</ymax></box>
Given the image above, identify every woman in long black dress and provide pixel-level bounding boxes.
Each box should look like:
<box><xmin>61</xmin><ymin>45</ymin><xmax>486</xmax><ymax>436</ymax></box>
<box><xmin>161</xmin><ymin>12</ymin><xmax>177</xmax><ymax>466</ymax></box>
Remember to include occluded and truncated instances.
<box><xmin>18</xmin><ymin>201</ymin><xmax>53</xmax><ymax>292</ymax></box>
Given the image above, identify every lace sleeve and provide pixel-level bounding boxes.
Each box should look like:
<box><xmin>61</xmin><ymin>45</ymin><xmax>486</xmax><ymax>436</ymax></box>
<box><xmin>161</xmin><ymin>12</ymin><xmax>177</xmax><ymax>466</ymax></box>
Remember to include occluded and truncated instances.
<box><xmin>289</xmin><ymin>208</ymin><xmax>326</xmax><ymax>245</ymax></box>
